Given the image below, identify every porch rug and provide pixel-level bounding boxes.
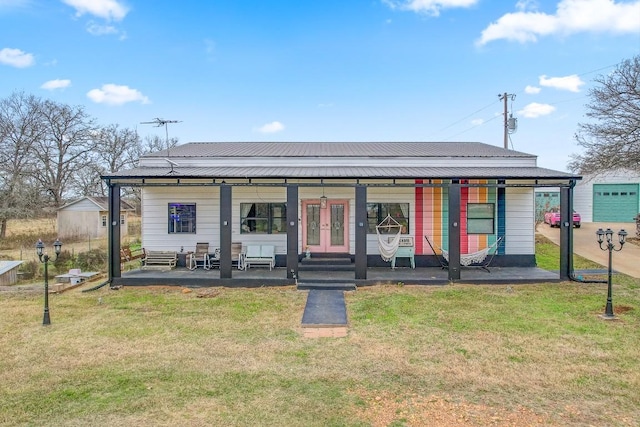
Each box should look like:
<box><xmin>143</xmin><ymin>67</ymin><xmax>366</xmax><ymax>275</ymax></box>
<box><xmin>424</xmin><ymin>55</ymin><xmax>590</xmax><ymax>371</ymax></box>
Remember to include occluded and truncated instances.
<box><xmin>301</xmin><ymin>290</ymin><xmax>348</xmax><ymax>326</ymax></box>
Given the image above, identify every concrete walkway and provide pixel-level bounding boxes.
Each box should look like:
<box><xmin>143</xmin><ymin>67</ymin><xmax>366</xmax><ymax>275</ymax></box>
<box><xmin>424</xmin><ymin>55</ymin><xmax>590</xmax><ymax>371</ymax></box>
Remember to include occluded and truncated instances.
<box><xmin>537</xmin><ymin>221</ymin><xmax>640</xmax><ymax>279</ymax></box>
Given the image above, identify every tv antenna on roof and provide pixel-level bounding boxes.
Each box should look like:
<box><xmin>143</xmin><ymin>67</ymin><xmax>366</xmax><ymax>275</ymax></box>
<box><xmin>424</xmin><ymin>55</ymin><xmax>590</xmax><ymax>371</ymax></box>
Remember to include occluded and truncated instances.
<box><xmin>140</xmin><ymin>118</ymin><xmax>182</xmax><ymax>158</ymax></box>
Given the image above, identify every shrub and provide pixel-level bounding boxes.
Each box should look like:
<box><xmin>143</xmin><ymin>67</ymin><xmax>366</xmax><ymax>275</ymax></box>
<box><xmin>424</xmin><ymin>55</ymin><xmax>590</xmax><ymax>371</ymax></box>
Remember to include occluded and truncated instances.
<box><xmin>53</xmin><ymin>250</ymin><xmax>74</xmax><ymax>273</ymax></box>
<box><xmin>75</xmin><ymin>249</ymin><xmax>108</xmax><ymax>272</ymax></box>
<box><xmin>19</xmin><ymin>260</ymin><xmax>39</xmax><ymax>280</ymax></box>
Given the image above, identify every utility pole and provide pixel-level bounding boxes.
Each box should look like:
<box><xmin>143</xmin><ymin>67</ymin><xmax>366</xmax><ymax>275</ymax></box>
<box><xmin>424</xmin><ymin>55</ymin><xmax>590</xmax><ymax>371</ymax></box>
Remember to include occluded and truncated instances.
<box><xmin>498</xmin><ymin>93</ymin><xmax>516</xmax><ymax>149</ymax></box>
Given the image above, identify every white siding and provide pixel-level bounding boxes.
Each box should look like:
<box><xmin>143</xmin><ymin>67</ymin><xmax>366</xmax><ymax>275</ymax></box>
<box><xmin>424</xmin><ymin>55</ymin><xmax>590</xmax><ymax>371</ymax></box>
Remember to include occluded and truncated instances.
<box><xmin>141</xmin><ymin>184</ymin><xmax>536</xmax><ymax>256</ymax></box>
<box><xmin>574</xmin><ymin>170</ymin><xmax>640</xmax><ymax>223</ymax></box>
<box><xmin>142</xmin><ymin>187</ymin><xmax>220</xmax><ymax>253</ymax></box>
<box><xmin>505</xmin><ymin>187</ymin><xmax>535</xmax><ymax>254</ymax></box>
<box><xmin>233</xmin><ymin>186</ymin><xmax>288</xmax><ymax>253</ymax></box>
<box><xmin>63</xmin><ymin>198</ymin><xmax>100</xmax><ymax>211</ymax></box>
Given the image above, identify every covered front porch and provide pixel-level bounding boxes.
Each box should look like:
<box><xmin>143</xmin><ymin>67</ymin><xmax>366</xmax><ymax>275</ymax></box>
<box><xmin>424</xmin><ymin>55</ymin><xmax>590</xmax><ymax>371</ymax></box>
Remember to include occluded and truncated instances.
<box><xmin>113</xmin><ymin>264</ymin><xmax>560</xmax><ymax>288</ymax></box>
<box><xmin>102</xmin><ymin>142</ymin><xmax>583</xmax><ymax>288</ymax></box>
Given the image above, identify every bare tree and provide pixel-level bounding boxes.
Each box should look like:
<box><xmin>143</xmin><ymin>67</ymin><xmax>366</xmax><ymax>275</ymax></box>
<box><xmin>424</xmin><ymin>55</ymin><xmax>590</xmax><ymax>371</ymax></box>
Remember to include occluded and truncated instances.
<box><xmin>71</xmin><ymin>124</ymin><xmax>142</xmax><ymax>197</ymax></box>
<box><xmin>570</xmin><ymin>56</ymin><xmax>640</xmax><ymax>174</ymax></box>
<box><xmin>140</xmin><ymin>134</ymin><xmax>179</xmax><ymax>159</ymax></box>
<box><xmin>0</xmin><ymin>92</ymin><xmax>47</xmax><ymax>238</ymax></box>
<box><xmin>30</xmin><ymin>99</ymin><xmax>98</xmax><ymax>207</ymax></box>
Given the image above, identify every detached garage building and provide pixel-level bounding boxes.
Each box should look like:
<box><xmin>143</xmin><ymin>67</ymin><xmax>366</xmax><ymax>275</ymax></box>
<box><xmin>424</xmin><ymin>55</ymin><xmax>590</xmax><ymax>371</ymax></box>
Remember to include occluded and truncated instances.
<box><xmin>574</xmin><ymin>169</ymin><xmax>640</xmax><ymax>223</ymax></box>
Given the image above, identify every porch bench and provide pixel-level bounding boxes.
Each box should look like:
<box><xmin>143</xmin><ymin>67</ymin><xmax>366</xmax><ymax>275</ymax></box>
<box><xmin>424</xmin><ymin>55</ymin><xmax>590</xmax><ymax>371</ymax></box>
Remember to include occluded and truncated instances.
<box><xmin>120</xmin><ymin>247</ymin><xmax>145</xmax><ymax>265</ymax></box>
<box><xmin>243</xmin><ymin>245</ymin><xmax>275</xmax><ymax>270</ymax></box>
<box><xmin>141</xmin><ymin>250</ymin><xmax>178</xmax><ymax>271</ymax></box>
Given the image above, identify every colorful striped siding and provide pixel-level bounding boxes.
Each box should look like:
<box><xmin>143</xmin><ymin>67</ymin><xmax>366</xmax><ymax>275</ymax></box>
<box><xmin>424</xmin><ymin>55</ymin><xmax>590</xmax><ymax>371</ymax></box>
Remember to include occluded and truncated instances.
<box><xmin>415</xmin><ymin>180</ymin><xmax>497</xmax><ymax>255</ymax></box>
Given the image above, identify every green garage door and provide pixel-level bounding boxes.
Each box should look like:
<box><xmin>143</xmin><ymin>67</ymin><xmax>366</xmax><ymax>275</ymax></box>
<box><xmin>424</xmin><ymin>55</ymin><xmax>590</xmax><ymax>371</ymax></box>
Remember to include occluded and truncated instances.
<box><xmin>593</xmin><ymin>184</ymin><xmax>639</xmax><ymax>222</ymax></box>
<box><xmin>535</xmin><ymin>191</ymin><xmax>559</xmax><ymax>222</ymax></box>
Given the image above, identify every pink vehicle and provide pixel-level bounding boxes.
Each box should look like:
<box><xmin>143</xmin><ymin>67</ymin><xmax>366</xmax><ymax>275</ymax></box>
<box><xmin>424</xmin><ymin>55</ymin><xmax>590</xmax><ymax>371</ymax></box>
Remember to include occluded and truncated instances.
<box><xmin>544</xmin><ymin>208</ymin><xmax>581</xmax><ymax>228</ymax></box>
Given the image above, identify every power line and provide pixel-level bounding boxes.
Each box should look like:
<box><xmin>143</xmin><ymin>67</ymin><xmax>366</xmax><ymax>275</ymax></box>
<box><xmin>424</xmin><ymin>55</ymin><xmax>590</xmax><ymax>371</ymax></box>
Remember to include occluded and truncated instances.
<box><xmin>428</xmin><ymin>99</ymin><xmax>500</xmax><ymax>139</ymax></box>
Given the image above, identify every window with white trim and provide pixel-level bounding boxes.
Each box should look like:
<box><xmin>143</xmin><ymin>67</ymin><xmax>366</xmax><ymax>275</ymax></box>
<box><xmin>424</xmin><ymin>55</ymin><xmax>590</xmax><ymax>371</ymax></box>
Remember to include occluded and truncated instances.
<box><xmin>467</xmin><ymin>203</ymin><xmax>494</xmax><ymax>234</ymax></box>
<box><xmin>168</xmin><ymin>203</ymin><xmax>196</xmax><ymax>233</ymax></box>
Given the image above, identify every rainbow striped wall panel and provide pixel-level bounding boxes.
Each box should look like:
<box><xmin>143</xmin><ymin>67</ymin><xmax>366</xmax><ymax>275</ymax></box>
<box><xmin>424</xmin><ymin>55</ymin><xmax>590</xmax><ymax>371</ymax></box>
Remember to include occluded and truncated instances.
<box><xmin>415</xmin><ymin>180</ymin><xmax>500</xmax><ymax>256</ymax></box>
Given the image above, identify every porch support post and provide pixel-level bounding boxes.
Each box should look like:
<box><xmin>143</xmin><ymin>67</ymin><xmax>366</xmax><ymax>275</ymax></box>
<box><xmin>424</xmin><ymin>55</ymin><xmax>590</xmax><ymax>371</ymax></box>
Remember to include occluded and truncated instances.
<box><xmin>108</xmin><ymin>182</ymin><xmax>121</xmax><ymax>279</ymax></box>
<box><xmin>286</xmin><ymin>184</ymin><xmax>299</xmax><ymax>279</ymax></box>
<box><xmin>559</xmin><ymin>184</ymin><xmax>574</xmax><ymax>280</ymax></box>
<box><xmin>219</xmin><ymin>183</ymin><xmax>233</xmax><ymax>278</ymax></box>
<box><xmin>448</xmin><ymin>181</ymin><xmax>461</xmax><ymax>281</ymax></box>
<box><xmin>355</xmin><ymin>184</ymin><xmax>367</xmax><ymax>279</ymax></box>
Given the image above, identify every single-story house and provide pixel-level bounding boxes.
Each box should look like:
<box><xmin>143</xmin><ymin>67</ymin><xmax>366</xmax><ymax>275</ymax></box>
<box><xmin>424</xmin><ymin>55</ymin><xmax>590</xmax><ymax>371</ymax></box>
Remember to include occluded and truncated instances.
<box><xmin>102</xmin><ymin>141</ymin><xmax>581</xmax><ymax>286</ymax></box>
<box><xmin>57</xmin><ymin>196</ymin><xmax>135</xmax><ymax>239</ymax></box>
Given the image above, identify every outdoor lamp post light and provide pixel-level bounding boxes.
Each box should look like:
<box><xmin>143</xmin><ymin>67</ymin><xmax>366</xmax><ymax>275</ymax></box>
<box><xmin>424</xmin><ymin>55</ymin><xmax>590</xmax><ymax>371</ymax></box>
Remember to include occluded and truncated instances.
<box><xmin>596</xmin><ymin>228</ymin><xmax>627</xmax><ymax>319</ymax></box>
<box><xmin>36</xmin><ymin>238</ymin><xmax>63</xmax><ymax>326</ymax></box>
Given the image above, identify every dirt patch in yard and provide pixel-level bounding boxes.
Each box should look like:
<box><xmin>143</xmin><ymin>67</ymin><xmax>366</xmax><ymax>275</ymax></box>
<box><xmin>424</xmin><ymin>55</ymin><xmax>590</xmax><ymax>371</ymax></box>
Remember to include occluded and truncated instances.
<box><xmin>353</xmin><ymin>390</ymin><xmax>559</xmax><ymax>426</ymax></box>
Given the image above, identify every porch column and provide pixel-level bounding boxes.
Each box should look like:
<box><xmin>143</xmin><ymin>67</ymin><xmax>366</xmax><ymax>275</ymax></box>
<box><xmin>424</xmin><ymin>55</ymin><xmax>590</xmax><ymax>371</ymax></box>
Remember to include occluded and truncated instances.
<box><xmin>219</xmin><ymin>183</ymin><xmax>233</xmax><ymax>278</ymax></box>
<box><xmin>497</xmin><ymin>180</ymin><xmax>506</xmax><ymax>255</ymax></box>
<box><xmin>108</xmin><ymin>183</ymin><xmax>121</xmax><ymax>279</ymax></box>
<box><xmin>448</xmin><ymin>181</ymin><xmax>461</xmax><ymax>281</ymax></box>
<box><xmin>559</xmin><ymin>184</ymin><xmax>574</xmax><ymax>280</ymax></box>
<box><xmin>355</xmin><ymin>184</ymin><xmax>367</xmax><ymax>279</ymax></box>
<box><xmin>286</xmin><ymin>184</ymin><xmax>299</xmax><ymax>279</ymax></box>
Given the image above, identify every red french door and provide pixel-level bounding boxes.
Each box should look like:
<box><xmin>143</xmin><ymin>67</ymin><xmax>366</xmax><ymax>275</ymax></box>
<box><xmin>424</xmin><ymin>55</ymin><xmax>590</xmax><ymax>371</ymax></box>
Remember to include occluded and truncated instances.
<box><xmin>302</xmin><ymin>199</ymin><xmax>349</xmax><ymax>253</ymax></box>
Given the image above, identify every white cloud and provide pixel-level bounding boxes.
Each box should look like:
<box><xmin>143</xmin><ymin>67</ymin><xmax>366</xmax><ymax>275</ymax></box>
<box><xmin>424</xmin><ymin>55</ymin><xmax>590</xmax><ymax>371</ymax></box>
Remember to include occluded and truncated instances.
<box><xmin>518</xmin><ymin>102</ymin><xmax>556</xmax><ymax>118</ymax></box>
<box><xmin>471</xmin><ymin>118</ymin><xmax>484</xmax><ymax>126</ymax></box>
<box><xmin>382</xmin><ymin>0</ymin><xmax>478</xmax><ymax>16</ymax></box>
<box><xmin>539</xmin><ymin>74</ymin><xmax>584</xmax><ymax>92</ymax></box>
<box><xmin>86</xmin><ymin>84</ymin><xmax>150</xmax><ymax>106</ymax></box>
<box><xmin>0</xmin><ymin>47</ymin><xmax>34</xmax><ymax>68</ymax></box>
<box><xmin>62</xmin><ymin>0</ymin><xmax>129</xmax><ymax>21</ymax></box>
<box><xmin>41</xmin><ymin>79</ymin><xmax>71</xmax><ymax>90</ymax></box>
<box><xmin>257</xmin><ymin>121</ymin><xmax>285</xmax><ymax>134</ymax></box>
<box><xmin>86</xmin><ymin>21</ymin><xmax>118</xmax><ymax>35</ymax></box>
<box><xmin>524</xmin><ymin>85</ymin><xmax>541</xmax><ymax>94</ymax></box>
<box><xmin>477</xmin><ymin>0</ymin><xmax>640</xmax><ymax>45</ymax></box>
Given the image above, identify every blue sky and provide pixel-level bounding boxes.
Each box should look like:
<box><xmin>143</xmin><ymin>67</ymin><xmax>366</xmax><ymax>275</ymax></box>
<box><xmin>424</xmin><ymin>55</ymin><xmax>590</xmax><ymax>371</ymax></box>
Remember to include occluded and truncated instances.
<box><xmin>1</xmin><ymin>0</ymin><xmax>639</xmax><ymax>172</ymax></box>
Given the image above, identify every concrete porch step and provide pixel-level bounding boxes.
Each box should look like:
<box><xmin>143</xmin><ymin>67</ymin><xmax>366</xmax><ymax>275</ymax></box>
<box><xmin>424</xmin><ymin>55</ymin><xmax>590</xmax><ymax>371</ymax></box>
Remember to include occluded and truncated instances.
<box><xmin>297</xmin><ymin>281</ymin><xmax>356</xmax><ymax>291</ymax></box>
<box><xmin>301</xmin><ymin>257</ymin><xmax>352</xmax><ymax>265</ymax></box>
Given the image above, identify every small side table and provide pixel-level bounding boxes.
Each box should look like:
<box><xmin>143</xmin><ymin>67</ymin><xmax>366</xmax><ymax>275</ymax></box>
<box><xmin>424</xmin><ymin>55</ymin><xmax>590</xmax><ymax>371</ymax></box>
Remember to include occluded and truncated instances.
<box><xmin>390</xmin><ymin>236</ymin><xmax>415</xmax><ymax>269</ymax></box>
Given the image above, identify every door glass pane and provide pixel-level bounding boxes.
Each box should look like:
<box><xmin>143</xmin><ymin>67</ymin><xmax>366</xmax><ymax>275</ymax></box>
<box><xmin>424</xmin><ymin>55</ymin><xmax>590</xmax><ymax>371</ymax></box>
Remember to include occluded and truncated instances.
<box><xmin>330</xmin><ymin>203</ymin><xmax>344</xmax><ymax>246</ymax></box>
<box><xmin>306</xmin><ymin>204</ymin><xmax>320</xmax><ymax>245</ymax></box>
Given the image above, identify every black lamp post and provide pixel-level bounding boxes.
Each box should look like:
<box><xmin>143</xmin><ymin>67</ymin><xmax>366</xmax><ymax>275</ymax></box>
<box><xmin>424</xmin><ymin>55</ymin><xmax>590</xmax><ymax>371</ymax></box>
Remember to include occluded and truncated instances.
<box><xmin>36</xmin><ymin>238</ymin><xmax>63</xmax><ymax>326</ymax></box>
<box><xmin>595</xmin><ymin>228</ymin><xmax>627</xmax><ymax>319</ymax></box>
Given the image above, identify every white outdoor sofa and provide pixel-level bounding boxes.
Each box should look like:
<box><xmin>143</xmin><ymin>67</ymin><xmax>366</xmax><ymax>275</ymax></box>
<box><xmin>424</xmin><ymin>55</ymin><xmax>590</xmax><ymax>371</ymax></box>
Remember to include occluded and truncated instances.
<box><xmin>243</xmin><ymin>245</ymin><xmax>276</xmax><ymax>270</ymax></box>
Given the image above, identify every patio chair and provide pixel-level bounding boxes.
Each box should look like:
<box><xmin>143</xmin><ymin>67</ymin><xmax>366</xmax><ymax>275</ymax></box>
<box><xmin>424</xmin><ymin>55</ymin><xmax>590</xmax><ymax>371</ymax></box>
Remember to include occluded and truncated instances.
<box><xmin>189</xmin><ymin>242</ymin><xmax>210</xmax><ymax>270</ymax></box>
<box><xmin>231</xmin><ymin>242</ymin><xmax>244</xmax><ymax>270</ymax></box>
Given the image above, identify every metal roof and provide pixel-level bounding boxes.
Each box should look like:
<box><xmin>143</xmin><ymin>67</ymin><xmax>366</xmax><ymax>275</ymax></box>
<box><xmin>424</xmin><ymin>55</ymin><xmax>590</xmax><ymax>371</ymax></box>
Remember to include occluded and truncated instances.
<box><xmin>144</xmin><ymin>141</ymin><xmax>536</xmax><ymax>159</ymax></box>
<box><xmin>0</xmin><ymin>261</ymin><xmax>23</xmax><ymax>276</ymax></box>
<box><xmin>57</xmin><ymin>196</ymin><xmax>135</xmax><ymax>211</ymax></box>
<box><xmin>104</xmin><ymin>165</ymin><xmax>578</xmax><ymax>180</ymax></box>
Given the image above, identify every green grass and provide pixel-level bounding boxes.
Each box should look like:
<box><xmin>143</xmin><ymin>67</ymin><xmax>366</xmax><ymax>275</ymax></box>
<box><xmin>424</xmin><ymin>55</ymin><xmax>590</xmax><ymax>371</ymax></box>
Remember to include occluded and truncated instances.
<box><xmin>1</xmin><ymin>237</ymin><xmax>639</xmax><ymax>426</ymax></box>
<box><xmin>1</xmin><ymin>279</ymin><xmax>639</xmax><ymax>426</ymax></box>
